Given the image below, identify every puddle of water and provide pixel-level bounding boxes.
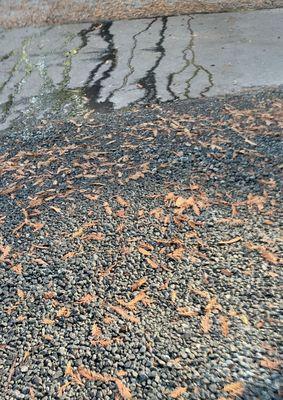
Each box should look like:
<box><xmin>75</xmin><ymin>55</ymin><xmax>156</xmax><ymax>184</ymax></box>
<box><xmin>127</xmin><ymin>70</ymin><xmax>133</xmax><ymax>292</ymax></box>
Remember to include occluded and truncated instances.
<box><xmin>0</xmin><ymin>9</ymin><xmax>282</xmax><ymax>130</ymax></box>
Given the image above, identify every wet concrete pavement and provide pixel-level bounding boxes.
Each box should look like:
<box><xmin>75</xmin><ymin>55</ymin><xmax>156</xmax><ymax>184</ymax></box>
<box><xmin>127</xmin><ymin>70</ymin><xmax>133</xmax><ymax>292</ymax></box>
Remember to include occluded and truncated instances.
<box><xmin>0</xmin><ymin>8</ymin><xmax>283</xmax><ymax>130</ymax></box>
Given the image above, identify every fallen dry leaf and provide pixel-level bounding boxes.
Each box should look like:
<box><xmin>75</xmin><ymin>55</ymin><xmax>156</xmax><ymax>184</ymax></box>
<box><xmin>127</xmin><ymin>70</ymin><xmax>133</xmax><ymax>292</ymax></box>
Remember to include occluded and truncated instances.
<box><xmin>91</xmin><ymin>323</ymin><xmax>102</xmax><ymax>338</ymax></box>
<box><xmin>223</xmin><ymin>381</ymin><xmax>245</xmax><ymax>396</ymax></box>
<box><xmin>65</xmin><ymin>361</ymin><xmax>73</xmax><ymax>376</ymax></box>
<box><xmin>201</xmin><ymin>314</ymin><xmax>211</xmax><ymax>333</ymax></box>
<box><xmin>72</xmin><ymin>227</ymin><xmax>84</xmax><ymax>238</ymax></box>
<box><xmin>169</xmin><ymin>386</ymin><xmax>187</xmax><ymax>398</ymax></box>
<box><xmin>109</xmin><ymin>305</ymin><xmax>139</xmax><ymax>324</ymax></box>
<box><xmin>167</xmin><ymin>247</ymin><xmax>184</xmax><ymax>261</ymax></box>
<box><xmin>260</xmin><ymin>358</ymin><xmax>281</xmax><ymax>370</ymax></box>
<box><xmin>57</xmin><ymin>307</ymin><xmax>70</xmax><ymax>318</ymax></box>
<box><xmin>78</xmin><ymin>366</ymin><xmax>112</xmax><ymax>382</ymax></box>
<box><xmin>177</xmin><ymin>307</ymin><xmax>198</xmax><ymax>317</ymax></box>
<box><xmin>58</xmin><ymin>381</ymin><xmax>71</xmax><ymax>397</ymax></box>
<box><xmin>218</xmin><ymin>236</ymin><xmax>242</xmax><ymax>245</ymax></box>
<box><xmin>83</xmin><ymin>232</ymin><xmax>105</xmax><ymax>241</ymax></box>
<box><xmin>0</xmin><ymin>244</ymin><xmax>11</xmax><ymax>260</ymax></box>
<box><xmin>219</xmin><ymin>315</ymin><xmax>229</xmax><ymax>337</ymax></box>
<box><xmin>131</xmin><ymin>277</ymin><xmax>147</xmax><ymax>291</ymax></box>
<box><xmin>260</xmin><ymin>250</ymin><xmax>278</xmax><ymax>264</ymax></box>
<box><xmin>42</xmin><ymin>318</ymin><xmax>55</xmax><ymax>325</ymax></box>
<box><xmin>190</xmin><ymin>287</ymin><xmax>210</xmax><ymax>299</ymax></box>
<box><xmin>91</xmin><ymin>338</ymin><xmax>113</xmax><ymax>347</ymax></box>
<box><xmin>116</xmin><ymin>195</ymin><xmax>129</xmax><ymax>207</ymax></box>
<box><xmin>103</xmin><ymin>202</ymin><xmax>112</xmax><ymax>216</ymax></box>
<box><xmin>171</xmin><ymin>290</ymin><xmax>177</xmax><ymax>303</ymax></box>
<box><xmin>129</xmin><ymin>171</ymin><xmax>144</xmax><ymax>180</ymax></box>
<box><xmin>84</xmin><ymin>193</ymin><xmax>99</xmax><ymax>201</ymax></box>
<box><xmin>29</xmin><ymin>387</ymin><xmax>35</xmax><ymax>400</ymax></box>
<box><xmin>17</xmin><ymin>289</ymin><xmax>25</xmax><ymax>299</ymax></box>
<box><xmin>76</xmin><ymin>294</ymin><xmax>95</xmax><ymax>305</ymax></box>
<box><xmin>114</xmin><ymin>378</ymin><xmax>132</xmax><ymax>399</ymax></box>
<box><xmin>205</xmin><ymin>297</ymin><xmax>220</xmax><ymax>313</ymax></box>
<box><xmin>11</xmin><ymin>264</ymin><xmax>22</xmax><ymax>274</ymax></box>
<box><xmin>146</xmin><ymin>257</ymin><xmax>158</xmax><ymax>269</ymax></box>
<box><xmin>121</xmin><ymin>291</ymin><xmax>147</xmax><ymax>310</ymax></box>
<box><xmin>43</xmin><ymin>291</ymin><xmax>56</xmax><ymax>300</ymax></box>
<box><xmin>138</xmin><ymin>247</ymin><xmax>151</xmax><ymax>256</ymax></box>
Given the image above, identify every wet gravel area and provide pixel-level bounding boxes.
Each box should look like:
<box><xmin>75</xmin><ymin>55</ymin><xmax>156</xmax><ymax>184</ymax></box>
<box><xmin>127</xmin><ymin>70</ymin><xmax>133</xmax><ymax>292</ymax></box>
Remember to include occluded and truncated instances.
<box><xmin>0</xmin><ymin>89</ymin><xmax>282</xmax><ymax>399</ymax></box>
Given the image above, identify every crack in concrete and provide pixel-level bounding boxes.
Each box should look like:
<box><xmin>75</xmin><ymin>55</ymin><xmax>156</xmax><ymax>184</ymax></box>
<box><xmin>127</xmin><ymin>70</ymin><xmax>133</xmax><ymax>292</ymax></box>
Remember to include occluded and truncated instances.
<box><xmin>184</xmin><ymin>16</ymin><xmax>214</xmax><ymax>97</ymax></box>
<box><xmin>105</xmin><ymin>17</ymin><xmax>158</xmax><ymax>103</ymax></box>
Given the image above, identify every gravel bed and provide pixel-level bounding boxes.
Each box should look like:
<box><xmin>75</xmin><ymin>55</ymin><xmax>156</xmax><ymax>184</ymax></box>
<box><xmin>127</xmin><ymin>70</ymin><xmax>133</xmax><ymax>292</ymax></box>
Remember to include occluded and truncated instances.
<box><xmin>0</xmin><ymin>89</ymin><xmax>282</xmax><ymax>399</ymax></box>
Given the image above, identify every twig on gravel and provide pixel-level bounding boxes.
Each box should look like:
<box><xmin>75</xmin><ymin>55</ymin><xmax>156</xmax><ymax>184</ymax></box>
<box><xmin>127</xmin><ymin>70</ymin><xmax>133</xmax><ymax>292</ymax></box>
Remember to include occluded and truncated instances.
<box><xmin>5</xmin><ymin>354</ymin><xmax>18</xmax><ymax>391</ymax></box>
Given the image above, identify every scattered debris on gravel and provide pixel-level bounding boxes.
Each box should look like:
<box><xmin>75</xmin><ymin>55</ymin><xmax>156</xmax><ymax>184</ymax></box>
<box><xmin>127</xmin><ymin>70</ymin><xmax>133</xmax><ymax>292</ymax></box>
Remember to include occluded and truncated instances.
<box><xmin>0</xmin><ymin>89</ymin><xmax>282</xmax><ymax>399</ymax></box>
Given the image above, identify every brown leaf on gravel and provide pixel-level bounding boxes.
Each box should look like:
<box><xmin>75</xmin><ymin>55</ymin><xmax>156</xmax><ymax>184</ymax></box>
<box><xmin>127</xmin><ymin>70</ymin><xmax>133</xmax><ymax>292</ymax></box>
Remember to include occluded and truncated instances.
<box><xmin>103</xmin><ymin>202</ymin><xmax>112</xmax><ymax>215</ymax></box>
<box><xmin>57</xmin><ymin>307</ymin><xmax>70</xmax><ymax>318</ymax></box>
<box><xmin>260</xmin><ymin>358</ymin><xmax>281</xmax><ymax>370</ymax></box>
<box><xmin>83</xmin><ymin>232</ymin><xmax>105</xmax><ymax>241</ymax></box>
<box><xmin>62</xmin><ymin>251</ymin><xmax>76</xmax><ymax>260</ymax></box>
<box><xmin>201</xmin><ymin>314</ymin><xmax>211</xmax><ymax>333</ymax></box>
<box><xmin>64</xmin><ymin>362</ymin><xmax>83</xmax><ymax>386</ymax></box>
<box><xmin>29</xmin><ymin>387</ymin><xmax>35</xmax><ymax>400</ymax></box>
<box><xmin>217</xmin><ymin>218</ymin><xmax>244</xmax><ymax>225</ymax></box>
<box><xmin>0</xmin><ymin>244</ymin><xmax>11</xmax><ymax>260</ymax></box>
<box><xmin>146</xmin><ymin>257</ymin><xmax>158</xmax><ymax>269</ymax></box>
<box><xmin>43</xmin><ymin>291</ymin><xmax>56</xmax><ymax>300</ymax></box>
<box><xmin>49</xmin><ymin>205</ymin><xmax>62</xmax><ymax>213</ymax></box>
<box><xmin>42</xmin><ymin>318</ymin><xmax>55</xmax><ymax>325</ymax></box>
<box><xmin>33</xmin><ymin>258</ymin><xmax>47</xmax><ymax>266</ymax></box>
<box><xmin>129</xmin><ymin>171</ymin><xmax>144</xmax><ymax>180</ymax></box>
<box><xmin>28</xmin><ymin>197</ymin><xmax>43</xmax><ymax>208</ymax></box>
<box><xmin>17</xmin><ymin>289</ymin><xmax>25</xmax><ymax>299</ymax></box>
<box><xmin>205</xmin><ymin>298</ymin><xmax>221</xmax><ymax>314</ymax></box>
<box><xmin>246</xmin><ymin>242</ymin><xmax>279</xmax><ymax>264</ymax></box>
<box><xmin>76</xmin><ymin>294</ymin><xmax>95</xmax><ymax>305</ymax></box>
<box><xmin>114</xmin><ymin>378</ymin><xmax>132</xmax><ymax>399</ymax></box>
<box><xmin>131</xmin><ymin>277</ymin><xmax>147</xmax><ymax>291</ymax></box>
<box><xmin>117</xmin><ymin>370</ymin><xmax>127</xmax><ymax>377</ymax></box>
<box><xmin>177</xmin><ymin>307</ymin><xmax>198</xmax><ymax>317</ymax></box>
<box><xmin>190</xmin><ymin>287</ymin><xmax>210</xmax><ymax>299</ymax></box>
<box><xmin>260</xmin><ymin>250</ymin><xmax>278</xmax><ymax>264</ymax></box>
<box><xmin>247</xmin><ymin>193</ymin><xmax>267</xmax><ymax>211</ymax></box>
<box><xmin>32</xmin><ymin>222</ymin><xmax>44</xmax><ymax>231</ymax></box>
<box><xmin>72</xmin><ymin>227</ymin><xmax>84</xmax><ymax>238</ymax></box>
<box><xmin>219</xmin><ymin>315</ymin><xmax>229</xmax><ymax>337</ymax></box>
<box><xmin>65</xmin><ymin>361</ymin><xmax>73</xmax><ymax>376</ymax></box>
<box><xmin>58</xmin><ymin>381</ymin><xmax>71</xmax><ymax>397</ymax></box>
<box><xmin>169</xmin><ymin>386</ymin><xmax>187</xmax><ymax>398</ymax></box>
<box><xmin>121</xmin><ymin>291</ymin><xmax>147</xmax><ymax>310</ymax></box>
<box><xmin>218</xmin><ymin>236</ymin><xmax>242</xmax><ymax>245</ymax></box>
<box><xmin>11</xmin><ymin>264</ymin><xmax>22</xmax><ymax>274</ymax></box>
<box><xmin>220</xmin><ymin>269</ymin><xmax>233</xmax><ymax>277</ymax></box>
<box><xmin>116</xmin><ymin>195</ymin><xmax>129</xmax><ymax>207</ymax></box>
<box><xmin>109</xmin><ymin>305</ymin><xmax>139</xmax><ymax>324</ymax></box>
<box><xmin>167</xmin><ymin>247</ymin><xmax>184</xmax><ymax>260</ymax></box>
<box><xmin>91</xmin><ymin>323</ymin><xmax>102</xmax><ymax>338</ymax></box>
<box><xmin>223</xmin><ymin>381</ymin><xmax>245</xmax><ymax>396</ymax></box>
<box><xmin>84</xmin><ymin>193</ymin><xmax>99</xmax><ymax>201</ymax></box>
<box><xmin>78</xmin><ymin>366</ymin><xmax>112</xmax><ymax>382</ymax></box>
<box><xmin>91</xmin><ymin>338</ymin><xmax>113</xmax><ymax>347</ymax></box>
<box><xmin>138</xmin><ymin>247</ymin><xmax>151</xmax><ymax>256</ymax></box>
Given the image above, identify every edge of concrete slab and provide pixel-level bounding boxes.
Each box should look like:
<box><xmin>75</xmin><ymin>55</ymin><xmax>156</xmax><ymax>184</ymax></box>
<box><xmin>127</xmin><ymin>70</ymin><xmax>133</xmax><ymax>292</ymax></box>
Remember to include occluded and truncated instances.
<box><xmin>1</xmin><ymin>0</ymin><xmax>282</xmax><ymax>29</ymax></box>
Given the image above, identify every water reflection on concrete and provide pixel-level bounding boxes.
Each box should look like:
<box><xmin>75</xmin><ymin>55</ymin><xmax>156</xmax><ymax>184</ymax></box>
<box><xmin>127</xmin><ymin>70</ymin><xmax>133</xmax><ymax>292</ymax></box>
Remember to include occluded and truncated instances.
<box><xmin>0</xmin><ymin>9</ymin><xmax>282</xmax><ymax>129</ymax></box>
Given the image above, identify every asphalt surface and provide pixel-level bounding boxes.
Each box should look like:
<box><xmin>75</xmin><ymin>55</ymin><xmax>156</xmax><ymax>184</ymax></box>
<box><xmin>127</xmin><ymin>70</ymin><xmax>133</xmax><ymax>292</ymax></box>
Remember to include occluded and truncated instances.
<box><xmin>0</xmin><ymin>88</ymin><xmax>282</xmax><ymax>399</ymax></box>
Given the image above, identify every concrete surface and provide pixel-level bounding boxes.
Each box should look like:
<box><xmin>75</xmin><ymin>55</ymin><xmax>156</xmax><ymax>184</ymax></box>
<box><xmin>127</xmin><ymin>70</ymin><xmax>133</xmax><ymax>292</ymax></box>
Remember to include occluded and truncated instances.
<box><xmin>0</xmin><ymin>9</ymin><xmax>283</xmax><ymax>130</ymax></box>
<box><xmin>0</xmin><ymin>0</ymin><xmax>282</xmax><ymax>29</ymax></box>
